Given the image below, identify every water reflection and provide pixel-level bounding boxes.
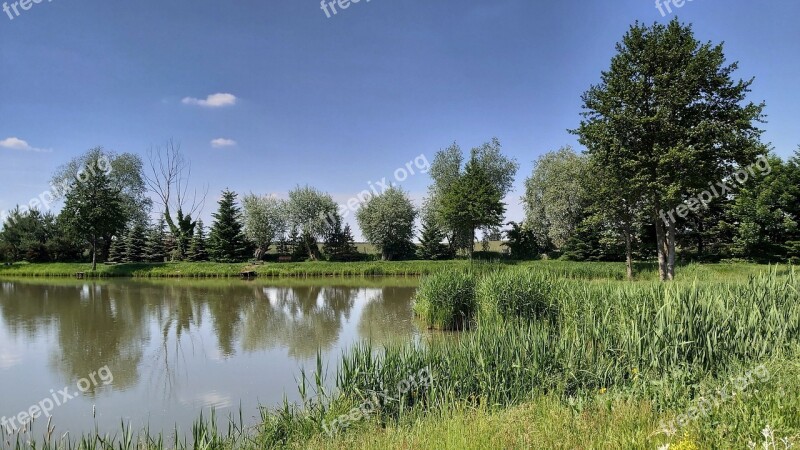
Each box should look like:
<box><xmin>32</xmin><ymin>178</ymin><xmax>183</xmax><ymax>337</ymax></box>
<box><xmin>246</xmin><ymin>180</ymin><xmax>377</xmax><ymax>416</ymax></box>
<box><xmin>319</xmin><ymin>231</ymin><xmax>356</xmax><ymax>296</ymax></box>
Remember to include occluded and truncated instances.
<box><xmin>0</xmin><ymin>278</ymin><xmax>419</xmax><ymax>436</ymax></box>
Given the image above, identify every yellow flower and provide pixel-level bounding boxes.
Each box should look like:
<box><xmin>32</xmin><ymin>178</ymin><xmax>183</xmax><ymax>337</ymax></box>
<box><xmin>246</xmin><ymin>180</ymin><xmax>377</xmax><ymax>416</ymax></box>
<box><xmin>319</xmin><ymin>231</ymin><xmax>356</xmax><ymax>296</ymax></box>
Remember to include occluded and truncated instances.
<box><xmin>672</xmin><ymin>433</ymin><xmax>700</xmax><ymax>450</ymax></box>
<box><xmin>599</xmin><ymin>387</ymin><xmax>607</xmax><ymax>394</ymax></box>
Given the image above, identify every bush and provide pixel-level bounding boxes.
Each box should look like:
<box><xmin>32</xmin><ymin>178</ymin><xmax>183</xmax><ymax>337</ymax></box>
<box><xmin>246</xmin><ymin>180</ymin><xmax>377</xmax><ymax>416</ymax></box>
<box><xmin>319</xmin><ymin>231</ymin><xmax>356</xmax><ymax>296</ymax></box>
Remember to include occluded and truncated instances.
<box><xmin>476</xmin><ymin>269</ymin><xmax>559</xmax><ymax>321</ymax></box>
<box><xmin>413</xmin><ymin>271</ymin><xmax>476</xmax><ymax>330</ymax></box>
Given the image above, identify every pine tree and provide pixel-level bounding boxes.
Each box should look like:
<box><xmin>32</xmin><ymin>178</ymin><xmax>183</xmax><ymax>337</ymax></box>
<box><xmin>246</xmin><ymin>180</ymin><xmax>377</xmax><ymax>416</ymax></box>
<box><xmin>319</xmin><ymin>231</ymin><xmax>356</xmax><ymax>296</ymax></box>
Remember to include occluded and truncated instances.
<box><xmin>188</xmin><ymin>219</ymin><xmax>209</xmax><ymax>262</ymax></box>
<box><xmin>323</xmin><ymin>217</ymin><xmax>358</xmax><ymax>261</ymax></box>
<box><xmin>208</xmin><ymin>190</ymin><xmax>250</xmax><ymax>262</ymax></box>
<box><xmin>144</xmin><ymin>218</ymin><xmax>167</xmax><ymax>263</ymax></box>
<box><xmin>417</xmin><ymin>214</ymin><xmax>452</xmax><ymax>260</ymax></box>
<box><xmin>124</xmin><ymin>221</ymin><xmax>147</xmax><ymax>263</ymax></box>
<box><xmin>108</xmin><ymin>232</ymin><xmax>127</xmax><ymax>264</ymax></box>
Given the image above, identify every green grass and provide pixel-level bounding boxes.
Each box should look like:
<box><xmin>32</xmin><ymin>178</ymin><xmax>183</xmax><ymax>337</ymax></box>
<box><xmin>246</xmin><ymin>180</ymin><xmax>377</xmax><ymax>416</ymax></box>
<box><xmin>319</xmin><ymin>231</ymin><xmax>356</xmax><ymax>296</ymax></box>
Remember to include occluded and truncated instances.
<box><xmin>298</xmin><ymin>354</ymin><xmax>800</xmax><ymax>449</ymax></box>
<box><xmin>0</xmin><ymin>259</ymin><xmax>791</xmax><ymax>280</ymax></box>
<box><xmin>412</xmin><ymin>270</ymin><xmax>476</xmax><ymax>330</ymax></box>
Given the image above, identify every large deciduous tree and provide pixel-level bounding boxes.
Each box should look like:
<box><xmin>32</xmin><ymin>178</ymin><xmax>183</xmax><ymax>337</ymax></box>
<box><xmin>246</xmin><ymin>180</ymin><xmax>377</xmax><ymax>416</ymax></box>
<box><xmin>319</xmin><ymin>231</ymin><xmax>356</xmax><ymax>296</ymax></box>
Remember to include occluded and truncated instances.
<box><xmin>60</xmin><ymin>153</ymin><xmax>128</xmax><ymax>270</ymax></box>
<box><xmin>356</xmin><ymin>186</ymin><xmax>417</xmax><ymax>261</ymax></box>
<box><xmin>52</xmin><ymin>147</ymin><xmax>151</xmax><ymax>259</ymax></box>
<box><xmin>426</xmin><ymin>139</ymin><xmax>518</xmax><ymax>255</ymax></box>
<box><xmin>144</xmin><ymin>140</ymin><xmax>207</xmax><ymax>260</ymax></box>
<box><xmin>439</xmin><ymin>156</ymin><xmax>506</xmax><ymax>257</ymax></box>
<box><xmin>523</xmin><ymin>147</ymin><xmax>589</xmax><ymax>251</ymax></box>
<box><xmin>286</xmin><ymin>185</ymin><xmax>338</xmax><ymax>261</ymax></box>
<box><xmin>574</xmin><ymin>19</ymin><xmax>766</xmax><ymax>281</ymax></box>
<box><xmin>242</xmin><ymin>194</ymin><xmax>287</xmax><ymax>260</ymax></box>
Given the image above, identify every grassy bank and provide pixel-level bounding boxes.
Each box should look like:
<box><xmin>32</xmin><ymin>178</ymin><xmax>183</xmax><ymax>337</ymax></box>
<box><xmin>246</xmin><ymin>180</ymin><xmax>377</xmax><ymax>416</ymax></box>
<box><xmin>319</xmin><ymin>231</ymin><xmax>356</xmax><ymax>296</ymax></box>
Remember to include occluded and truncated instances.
<box><xmin>0</xmin><ymin>260</ymin><xmax>791</xmax><ymax>281</ymax></box>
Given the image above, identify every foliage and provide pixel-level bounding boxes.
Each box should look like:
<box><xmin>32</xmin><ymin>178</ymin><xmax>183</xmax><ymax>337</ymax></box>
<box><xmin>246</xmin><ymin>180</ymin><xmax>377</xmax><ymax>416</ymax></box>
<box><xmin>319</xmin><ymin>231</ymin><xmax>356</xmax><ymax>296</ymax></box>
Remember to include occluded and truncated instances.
<box><xmin>107</xmin><ymin>232</ymin><xmax>126</xmax><ymax>264</ymax></box>
<box><xmin>439</xmin><ymin>156</ymin><xmax>506</xmax><ymax>256</ymax></box>
<box><xmin>728</xmin><ymin>154</ymin><xmax>800</xmax><ymax>260</ymax></box>
<box><xmin>51</xmin><ymin>147</ymin><xmax>152</xmax><ymax>227</ymax></box>
<box><xmin>417</xmin><ymin>212</ymin><xmax>453</xmax><ymax>260</ymax></box>
<box><xmin>322</xmin><ymin>216</ymin><xmax>359</xmax><ymax>262</ymax></box>
<box><xmin>426</xmin><ymin>139</ymin><xmax>518</xmax><ymax>255</ymax></box>
<box><xmin>356</xmin><ymin>187</ymin><xmax>417</xmax><ymax>261</ymax></box>
<box><xmin>187</xmin><ymin>219</ymin><xmax>210</xmax><ymax>262</ymax></box>
<box><xmin>208</xmin><ymin>190</ymin><xmax>250</xmax><ymax>262</ymax></box>
<box><xmin>503</xmin><ymin>221</ymin><xmax>539</xmax><ymax>260</ymax></box>
<box><xmin>573</xmin><ymin>19</ymin><xmax>766</xmax><ymax>280</ymax></box>
<box><xmin>242</xmin><ymin>194</ymin><xmax>288</xmax><ymax>260</ymax></box>
<box><xmin>59</xmin><ymin>152</ymin><xmax>128</xmax><ymax>270</ymax></box>
<box><xmin>144</xmin><ymin>218</ymin><xmax>167</xmax><ymax>263</ymax></box>
<box><xmin>523</xmin><ymin>147</ymin><xmax>589</xmax><ymax>250</ymax></box>
<box><xmin>124</xmin><ymin>221</ymin><xmax>147</xmax><ymax>263</ymax></box>
<box><xmin>286</xmin><ymin>186</ymin><xmax>338</xmax><ymax>260</ymax></box>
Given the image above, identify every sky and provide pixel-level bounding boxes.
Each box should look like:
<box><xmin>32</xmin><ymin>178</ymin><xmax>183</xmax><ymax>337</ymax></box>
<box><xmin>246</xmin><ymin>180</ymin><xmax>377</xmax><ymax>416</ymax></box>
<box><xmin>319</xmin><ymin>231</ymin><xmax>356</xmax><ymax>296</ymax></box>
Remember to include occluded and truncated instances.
<box><xmin>1</xmin><ymin>0</ymin><xmax>799</xmax><ymax>238</ymax></box>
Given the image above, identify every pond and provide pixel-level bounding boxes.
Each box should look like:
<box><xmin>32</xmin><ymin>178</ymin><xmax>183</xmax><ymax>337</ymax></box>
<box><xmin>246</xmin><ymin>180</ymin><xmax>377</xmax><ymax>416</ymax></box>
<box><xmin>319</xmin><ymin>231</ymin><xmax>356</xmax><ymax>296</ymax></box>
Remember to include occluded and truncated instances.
<box><xmin>0</xmin><ymin>277</ymin><xmax>421</xmax><ymax>440</ymax></box>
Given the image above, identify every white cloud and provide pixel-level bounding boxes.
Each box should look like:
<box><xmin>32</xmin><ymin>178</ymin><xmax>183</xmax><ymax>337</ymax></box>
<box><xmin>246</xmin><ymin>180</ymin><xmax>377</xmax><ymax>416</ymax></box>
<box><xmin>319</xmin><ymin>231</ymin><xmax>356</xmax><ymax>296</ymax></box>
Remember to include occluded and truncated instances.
<box><xmin>0</xmin><ymin>137</ymin><xmax>50</xmax><ymax>152</ymax></box>
<box><xmin>211</xmin><ymin>138</ymin><xmax>237</xmax><ymax>148</ymax></box>
<box><xmin>182</xmin><ymin>93</ymin><xmax>237</xmax><ymax>108</ymax></box>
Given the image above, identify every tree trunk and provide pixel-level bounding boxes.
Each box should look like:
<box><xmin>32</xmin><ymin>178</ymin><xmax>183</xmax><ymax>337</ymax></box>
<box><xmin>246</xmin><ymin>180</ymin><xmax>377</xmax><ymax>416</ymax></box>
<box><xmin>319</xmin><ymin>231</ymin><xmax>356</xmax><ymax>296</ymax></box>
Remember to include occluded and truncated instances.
<box><xmin>469</xmin><ymin>228</ymin><xmax>475</xmax><ymax>260</ymax></box>
<box><xmin>654</xmin><ymin>209</ymin><xmax>667</xmax><ymax>281</ymax></box>
<box><xmin>305</xmin><ymin>239</ymin><xmax>317</xmax><ymax>261</ymax></box>
<box><xmin>624</xmin><ymin>228</ymin><xmax>634</xmax><ymax>281</ymax></box>
<box><xmin>666</xmin><ymin>220</ymin><xmax>677</xmax><ymax>280</ymax></box>
<box><xmin>91</xmin><ymin>234</ymin><xmax>97</xmax><ymax>271</ymax></box>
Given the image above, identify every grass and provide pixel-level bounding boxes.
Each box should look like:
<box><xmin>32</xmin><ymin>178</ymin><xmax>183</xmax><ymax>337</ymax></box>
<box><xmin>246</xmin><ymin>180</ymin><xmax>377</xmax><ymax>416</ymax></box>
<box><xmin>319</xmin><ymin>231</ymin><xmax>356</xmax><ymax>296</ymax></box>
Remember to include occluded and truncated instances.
<box><xmin>412</xmin><ymin>270</ymin><xmax>476</xmax><ymax>330</ymax></box>
<box><xmin>0</xmin><ymin>259</ymin><xmax>792</xmax><ymax>280</ymax></box>
<box><xmin>298</xmin><ymin>353</ymin><xmax>800</xmax><ymax>449</ymax></box>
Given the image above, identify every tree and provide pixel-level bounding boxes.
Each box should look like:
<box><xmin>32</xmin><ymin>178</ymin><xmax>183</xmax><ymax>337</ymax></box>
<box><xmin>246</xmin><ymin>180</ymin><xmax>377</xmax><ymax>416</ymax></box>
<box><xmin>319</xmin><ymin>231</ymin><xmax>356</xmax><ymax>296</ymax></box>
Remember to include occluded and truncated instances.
<box><xmin>417</xmin><ymin>211</ymin><xmax>452</xmax><ymax>260</ymax></box>
<box><xmin>187</xmin><ymin>219</ymin><xmax>209</xmax><ymax>262</ymax></box>
<box><xmin>356</xmin><ymin>187</ymin><xmax>417</xmax><ymax>261</ymax></box>
<box><xmin>573</xmin><ymin>19</ymin><xmax>766</xmax><ymax>281</ymax></box>
<box><xmin>286</xmin><ymin>185</ymin><xmax>338</xmax><ymax>261</ymax></box>
<box><xmin>0</xmin><ymin>208</ymin><xmax>54</xmax><ymax>262</ymax></box>
<box><xmin>208</xmin><ymin>190</ymin><xmax>250</xmax><ymax>262</ymax></box>
<box><xmin>425</xmin><ymin>139</ymin><xmax>518</xmax><ymax>255</ymax></box>
<box><xmin>60</xmin><ymin>152</ymin><xmax>127</xmax><ymax>270</ymax></box>
<box><xmin>143</xmin><ymin>140</ymin><xmax>207</xmax><ymax>260</ymax></box>
<box><xmin>242</xmin><ymin>194</ymin><xmax>287</xmax><ymax>260</ymax></box>
<box><xmin>108</xmin><ymin>232</ymin><xmax>126</xmax><ymax>264</ymax></box>
<box><xmin>439</xmin><ymin>157</ymin><xmax>506</xmax><ymax>257</ymax></box>
<box><xmin>503</xmin><ymin>222</ymin><xmax>539</xmax><ymax>260</ymax></box>
<box><xmin>51</xmin><ymin>147</ymin><xmax>151</xmax><ymax>259</ymax></box>
<box><xmin>523</xmin><ymin>147</ymin><xmax>589</xmax><ymax>251</ymax></box>
<box><xmin>728</xmin><ymin>154</ymin><xmax>798</xmax><ymax>260</ymax></box>
<box><xmin>124</xmin><ymin>221</ymin><xmax>147</xmax><ymax>263</ymax></box>
<box><xmin>323</xmin><ymin>215</ymin><xmax>359</xmax><ymax>261</ymax></box>
<box><xmin>144</xmin><ymin>218</ymin><xmax>167</xmax><ymax>263</ymax></box>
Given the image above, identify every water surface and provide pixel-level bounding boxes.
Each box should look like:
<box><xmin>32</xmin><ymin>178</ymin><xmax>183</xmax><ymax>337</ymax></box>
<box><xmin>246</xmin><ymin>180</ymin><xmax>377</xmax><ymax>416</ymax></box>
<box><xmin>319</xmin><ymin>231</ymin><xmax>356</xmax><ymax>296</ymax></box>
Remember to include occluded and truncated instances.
<box><xmin>0</xmin><ymin>277</ymin><xmax>420</xmax><ymax>439</ymax></box>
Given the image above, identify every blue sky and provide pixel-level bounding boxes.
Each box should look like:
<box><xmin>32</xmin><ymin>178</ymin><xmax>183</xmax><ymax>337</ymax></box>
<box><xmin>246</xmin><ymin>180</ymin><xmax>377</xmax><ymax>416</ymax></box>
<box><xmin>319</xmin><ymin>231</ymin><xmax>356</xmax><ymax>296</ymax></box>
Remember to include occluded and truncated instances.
<box><xmin>1</xmin><ymin>0</ymin><xmax>798</xmax><ymax>237</ymax></box>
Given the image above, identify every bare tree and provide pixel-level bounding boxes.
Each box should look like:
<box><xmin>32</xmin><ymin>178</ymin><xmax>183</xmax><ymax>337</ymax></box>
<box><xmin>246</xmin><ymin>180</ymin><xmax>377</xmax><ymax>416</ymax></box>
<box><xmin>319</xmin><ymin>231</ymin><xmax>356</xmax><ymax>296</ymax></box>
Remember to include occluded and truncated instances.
<box><xmin>144</xmin><ymin>139</ymin><xmax>208</xmax><ymax>260</ymax></box>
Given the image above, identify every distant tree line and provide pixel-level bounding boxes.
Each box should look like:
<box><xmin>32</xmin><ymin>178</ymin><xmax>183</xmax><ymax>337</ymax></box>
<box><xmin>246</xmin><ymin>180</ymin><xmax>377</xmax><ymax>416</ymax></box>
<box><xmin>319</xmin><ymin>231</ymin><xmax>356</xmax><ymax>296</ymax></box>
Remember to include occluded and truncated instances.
<box><xmin>1</xmin><ymin>19</ymin><xmax>798</xmax><ymax>281</ymax></box>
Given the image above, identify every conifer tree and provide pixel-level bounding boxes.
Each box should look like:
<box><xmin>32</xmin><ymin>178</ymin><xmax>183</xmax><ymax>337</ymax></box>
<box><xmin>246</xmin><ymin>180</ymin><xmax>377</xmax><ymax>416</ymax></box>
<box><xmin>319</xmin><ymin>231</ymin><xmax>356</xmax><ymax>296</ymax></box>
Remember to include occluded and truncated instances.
<box><xmin>145</xmin><ymin>218</ymin><xmax>167</xmax><ymax>263</ymax></box>
<box><xmin>208</xmin><ymin>190</ymin><xmax>250</xmax><ymax>262</ymax></box>
<box><xmin>108</xmin><ymin>232</ymin><xmax>126</xmax><ymax>263</ymax></box>
<box><xmin>188</xmin><ymin>219</ymin><xmax>209</xmax><ymax>262</ymax></box>
<box><xmin>417</xmin><ymin>213</ymin><xmax>451</xmax><ymax>260</ymax></box>
<box><xmin>125</xmin><ymin>221</ymin><xmax>147</xmax><ymax>262</ymax></box>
